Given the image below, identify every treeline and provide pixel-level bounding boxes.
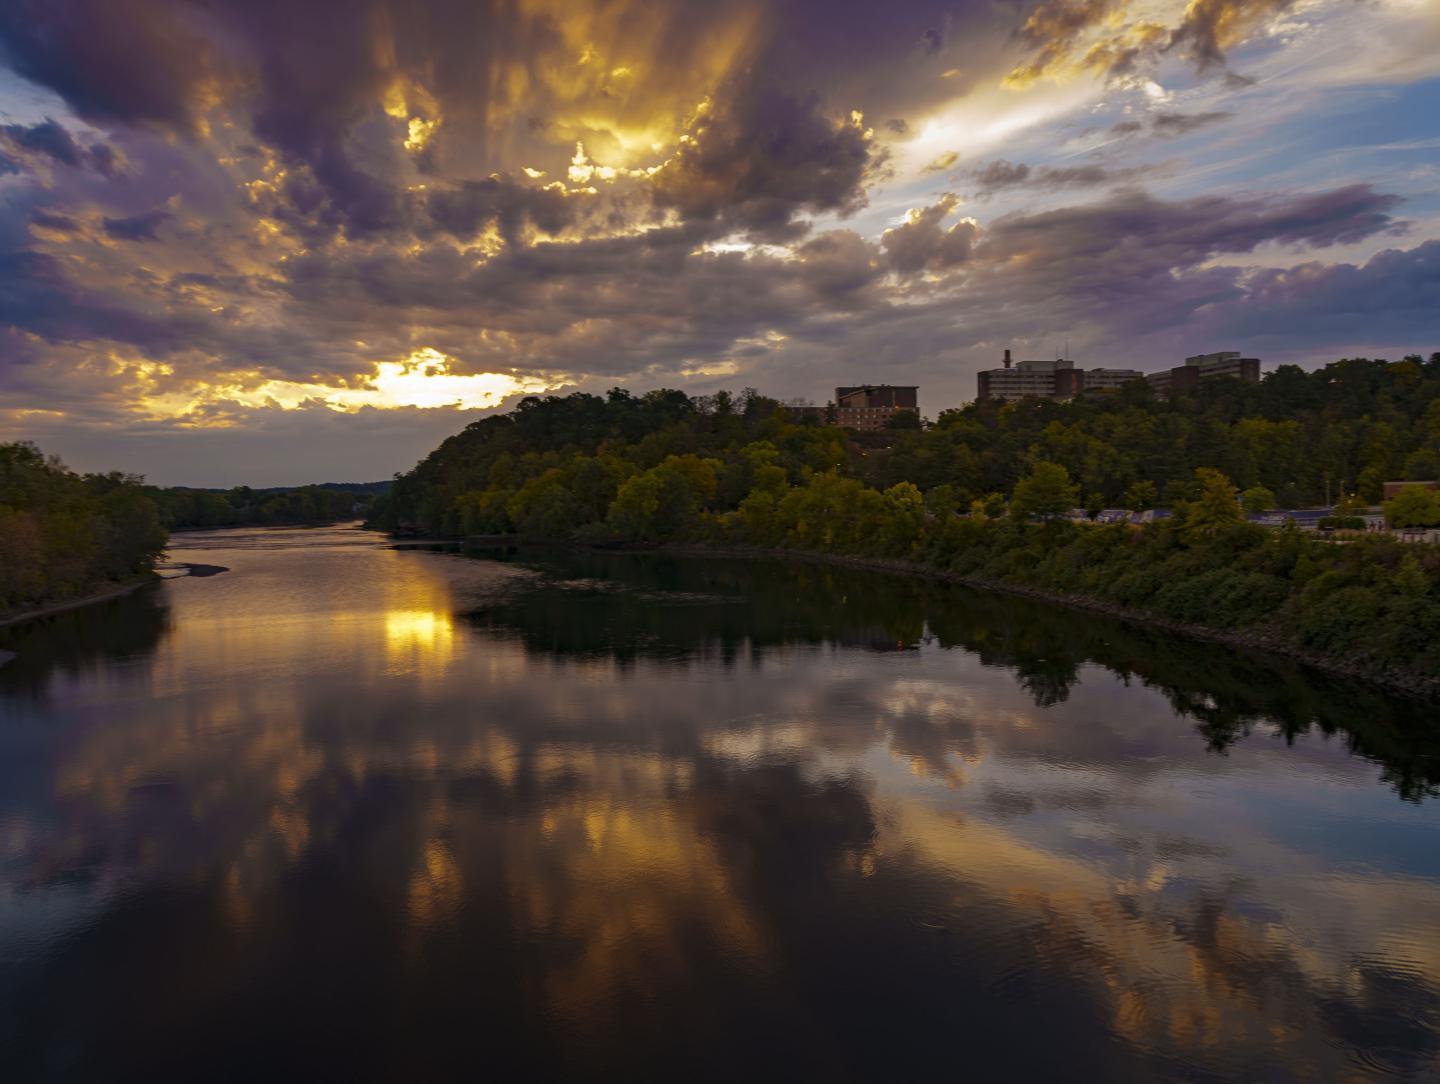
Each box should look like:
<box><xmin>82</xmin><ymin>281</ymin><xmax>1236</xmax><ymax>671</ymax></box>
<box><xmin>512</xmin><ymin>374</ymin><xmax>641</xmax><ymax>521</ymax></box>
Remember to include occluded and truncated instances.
<box><xmin>373</xmin><ymin>355</ymin><xmax>1440</xmax><ymax>681</ymax></box>
<box><xmin>149</xmin><ymin>484</ymin><xmax>379</xmax><ymax>530</ymax></box>
<box><xmin>0</xmin><ymin>442</ymin><xmax>168</xmax><ymax>612</ymax></box>
<box><xmin>377</xmin><ymin>355</ymin><xmax>1440</xmax><ymax>538</ymax></box>
<box><xmin>882</xmin><ymin>352</ymin><xmax>1440</xmax><ymax>509</ymax></box>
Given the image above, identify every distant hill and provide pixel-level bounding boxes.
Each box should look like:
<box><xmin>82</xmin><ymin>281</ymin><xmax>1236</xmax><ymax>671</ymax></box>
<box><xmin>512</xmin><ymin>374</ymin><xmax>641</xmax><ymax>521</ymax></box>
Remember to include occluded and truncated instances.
<box><xmin>152</xmin><ymin>480</ymin><xmax>391</xmax><ymax>529</ymax></box>
<box><xmin>168</xmin><ymin>480</ymin><xmax>392</xmax><ymax>495</ymax></box>
<box><xmin>298</xmin><ymin>481</ymin><xmax>392</xmax><ymax>494</ymax></box>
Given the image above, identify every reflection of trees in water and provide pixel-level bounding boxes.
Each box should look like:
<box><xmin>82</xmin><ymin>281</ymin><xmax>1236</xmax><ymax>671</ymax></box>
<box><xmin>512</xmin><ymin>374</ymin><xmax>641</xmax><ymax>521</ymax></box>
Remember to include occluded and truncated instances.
<box><xmin>19</xmin><ymin>701</ymin><xmax>1430</xmax><ymax>1082</ymax></box>
<box><xmin>2</xmin><ymin>560</ymin><xmax>1433</xmax><ymax>1078</ymax></box>
<box><xmin>467</xmin><ymin>550</ymin><xmax>1440</xmax><ymax>801</ymax></box>
<box><xmin>458</xmin><ymin>550</ymin><xmax>927</xmax><ymax>665</ymax></box>
<box><xmin>0</xmin><ymin>585</ymin><xmax>171</xmax><ymax>699</ymax></box>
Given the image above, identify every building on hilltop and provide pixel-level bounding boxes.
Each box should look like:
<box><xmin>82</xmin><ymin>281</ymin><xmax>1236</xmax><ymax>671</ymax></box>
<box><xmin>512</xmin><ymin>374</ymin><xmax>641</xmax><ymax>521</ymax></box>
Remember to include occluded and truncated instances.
<box><xmin>1146</xmin><ymin>351</ymin><xmax>1261</xmax><ymax>395</ymax></box>
<box><xmin>976</xmin><ymin>350</ymin><xmax>1141</xmax><ymax>401</ymax></box>
<box><xmin>1082</xmin><ymin>367</ymin><xmax>1146</xmax><ymax>392</ymax></box>
<box><xmin>832</xmin><ymin>385</ymin><xmax>919</xmax><ymax>430</ymax></box>
<box><xmin>977</xmin><ymin>347</ymin><xmax>1262</xmax><ymax>401</ymax></box>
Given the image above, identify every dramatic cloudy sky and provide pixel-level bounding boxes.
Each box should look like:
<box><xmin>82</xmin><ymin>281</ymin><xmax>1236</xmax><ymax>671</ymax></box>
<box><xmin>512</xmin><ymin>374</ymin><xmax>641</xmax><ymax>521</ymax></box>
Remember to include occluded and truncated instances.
<box><xmin>1</xmin><ymin>0</ymin><xmax>1438</xmax><ymax>484</ymax></box>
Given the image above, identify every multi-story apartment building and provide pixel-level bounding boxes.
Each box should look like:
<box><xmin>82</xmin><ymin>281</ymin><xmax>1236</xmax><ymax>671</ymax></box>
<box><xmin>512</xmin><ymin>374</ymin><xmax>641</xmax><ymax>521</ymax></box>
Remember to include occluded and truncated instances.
<box><xmin>976</xmin><ymin>350</ymin><xmax>1141</xmax><ymax>401</ymax></box>
<box><xmin>832</xmin><ymin>385</ymin><xmax>919</xmax><ymax>430</ymax></box>
<box><xmin>977</xmin><ymin>348</ymin><xmax>1262</xmax><ymax>402</ymax></box>
<box><xmin>1146</xmin><ymin>351</ymin><xmax>1261</xmax><ymax>395</ymax></box>
<box><xmin>1081</xmin><ymin>367</ymin><xmax>1146</xmax><ymax>392</ymax></box>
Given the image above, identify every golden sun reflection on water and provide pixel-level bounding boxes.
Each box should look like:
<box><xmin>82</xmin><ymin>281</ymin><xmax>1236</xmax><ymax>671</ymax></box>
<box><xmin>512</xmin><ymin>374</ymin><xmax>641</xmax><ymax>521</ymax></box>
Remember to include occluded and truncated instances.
<box><xmin>11</xmin><ymin>532</ymin><xmax>1440</xmax><ymax>1080</ymax></box>
<box><xmin>384</xmin><ymin>608</ymin><xmax>455</xmax><ymax>657</ymax></box>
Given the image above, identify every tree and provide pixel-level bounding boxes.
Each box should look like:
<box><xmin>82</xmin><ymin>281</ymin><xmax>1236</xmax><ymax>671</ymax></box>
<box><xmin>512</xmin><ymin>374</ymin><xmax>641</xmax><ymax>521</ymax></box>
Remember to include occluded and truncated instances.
<box><xmin>1403</xmin><ymin>449</ymin><xmax>1439</xmax><ymax>481</ymax></box>
<box><xmin>970</xmin><ymin>492</ymin><xmax>1006</xmax><ymax>520</ymax></box>
<box><xmin>1393</xmin><ymin>554</ymin><xmax>1430</xmax><ymax>597</ymax></box>
<box><xmin>1240</xmin><ymin>485</ymin><xmax>1276</xmax><ymax>515</ymax></box>
<box><xmin>924</xmin><ymin>484</ymin><xmax>958</xmax><ymax>519</ymax></box>
<box><xmin>1123</xmin><ymin>480</ymin><xmax>1157</xmax><ymax>513</ymax></box>
<box><xmin>1334</xmin><ymin>492</ymin><xmax>1368</xmax><ymax>517</ymax></box>
<box><xmin>1181</xmin><ymin>468</ymin><xmax>1243</xmax><ymax>539</ymax></box>
<box><xmin>1010</xmin><ymin>461</ymin><xmax>1079</xmax><ymax>520</ymax></box>
<box><xmin>1384</xmin><ymin>486</ymin><xmax>1440</xmax><ymax>528</ymax></box>
<box><xmin>884</xmin><ymin>409</ymin><xmax>922</xmax><ymax>430</ymax></box>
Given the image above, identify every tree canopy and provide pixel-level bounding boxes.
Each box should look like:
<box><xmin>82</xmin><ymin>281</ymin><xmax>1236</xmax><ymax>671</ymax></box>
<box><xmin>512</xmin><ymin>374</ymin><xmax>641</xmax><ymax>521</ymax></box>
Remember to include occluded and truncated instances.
<box><xmin>1</xmin><ymin>442</ymin><xmax>167</xmax><ymax>611</ymax></box>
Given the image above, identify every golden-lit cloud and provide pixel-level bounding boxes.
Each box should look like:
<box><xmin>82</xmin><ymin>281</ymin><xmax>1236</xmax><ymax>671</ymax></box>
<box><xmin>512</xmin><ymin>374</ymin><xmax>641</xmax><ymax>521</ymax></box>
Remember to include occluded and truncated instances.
<box><xmin>1</xmin><ymin>0</ymin><xmax>1437</xmax><ymax>483</ymax></box>
<box><xmin>142</xmin><ymin>349</ymin><xmax>564</xmax><ymax>419</ymax></box>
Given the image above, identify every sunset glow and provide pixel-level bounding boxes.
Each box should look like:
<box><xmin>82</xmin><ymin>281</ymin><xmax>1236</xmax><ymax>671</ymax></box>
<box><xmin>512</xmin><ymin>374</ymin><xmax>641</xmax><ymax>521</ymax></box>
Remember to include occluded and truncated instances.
<box><xmin>0</xmin><ymin>0</ymin><xmax>1435</xmax><ymax>485</ymax></box>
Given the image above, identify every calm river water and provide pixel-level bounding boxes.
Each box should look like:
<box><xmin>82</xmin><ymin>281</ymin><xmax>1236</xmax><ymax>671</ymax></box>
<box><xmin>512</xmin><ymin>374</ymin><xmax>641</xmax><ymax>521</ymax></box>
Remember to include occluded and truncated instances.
<box><xmin>2</xmin><ymin>525</ymin><xmax>1438</xmax><ymax>1081</ymax></box>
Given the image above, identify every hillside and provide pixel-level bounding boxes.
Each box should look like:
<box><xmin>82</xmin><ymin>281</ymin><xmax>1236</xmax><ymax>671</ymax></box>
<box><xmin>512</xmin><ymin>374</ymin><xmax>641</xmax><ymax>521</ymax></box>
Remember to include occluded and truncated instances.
<box><xmin>371</xmin><ymin>355</ymin><xmax>1440</xmax><ymax>690</ymax></box>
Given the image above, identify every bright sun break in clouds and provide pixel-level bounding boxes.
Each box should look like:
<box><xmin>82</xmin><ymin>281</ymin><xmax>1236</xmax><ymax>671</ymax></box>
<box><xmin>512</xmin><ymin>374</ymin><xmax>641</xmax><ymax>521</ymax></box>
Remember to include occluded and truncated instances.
<box><xmin>0</xmin><ymin>0</ymin><xmax>1436</xmax><ymax>484</ymax></box>
<box><xmin>148</xmin><ymin>350</ymin><xmax>560</xmax><ymax>419</ymax></box>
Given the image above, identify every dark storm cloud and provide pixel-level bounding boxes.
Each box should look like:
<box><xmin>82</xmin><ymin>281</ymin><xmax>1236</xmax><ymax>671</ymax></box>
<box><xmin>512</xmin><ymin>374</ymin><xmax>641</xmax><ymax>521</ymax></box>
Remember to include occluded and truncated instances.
<box><xmin>967</xmin><ymin>159</ymin><xmax>1148</xmax><ymax>195</ymax></box>
<box><xmin>1107</xmin><ymin>112</ymin><xmax>1232</xmax><ymax>140</ymax></box>
<box><xmin>260</xmin><ymin>182</ymin><xmax>1410</xmax><ymax>381</ymax></box>
<box><xmin>1</xmin><ymin>0</ymin><xmax>819</xmax><ymax>241</ymax></box>
<box><xmin>0</xmin><ymin>248</ymin><xmax>189</xmax><ymax>351</ymax></box>
<box><xmin>102</xmin><ymin>209</ymin><xmax>173</xmax><ymax>242</ymax></box>
<box><xmin>0</xmin><ymin>0</ymin><xmax>1434</xmax><ymax>484</ymax></box>
<box><xmin>1008</xmin><ymin>0</ymin><xmax>1301</xmax><ymax>83</ymax></box>
<box><xmin>425</xmin><ymin>176</ymin><xmax>578</xmax><ymax>245</ymax></box>
<box><xmin>651</xmin><ymin>81</ymin><xmax>879</xmax><ymax>241</ymax></box>
<box><xmin>274</xmin><ymin>222</ymin><xmax>861</xmax><ymax>376</ymax></box>
<box><xmin>30</xmin><ymin>211</ymin><xmax>77</xmax><ymax>232</ymax></box>
<box><xmin>0</xmin><ymin>0</ymin><xmax>998</xmax><ymax>248</ymax></box>
<box><xmin>793</xmin><ymin>230</ymin><xmax>884</xmax><ymax>307</ymax></box>
<box><xmin>980</xmin><ymin>185</ymin><xmax>1404</xmax><ymax>270</ymax></box>
<box><xmin>1</xmin><ymin>118</ymin><xmax>83</xmax><ymax>167</ymax></box>
<box><xmin>0</xmin><ymin>1</ymin><xmax>407</xmax><ymax>235</ymax></box>
<box><xmin>0</xmin><ymin>118</ymin><xmax>120</xmax><ymax>175</ymax></box>
<box><xmin>1211</xmin><ymin>240</ymin><xmax>1440</xmax><ymax>343</ymax></box>
<box><xmin>1166</xmin><ymin>0</ymin><xmax>1296</xmax><ymax>70</ymax></box>
<box><xmin>881</xmin><ymin>195</ymin><xmax>978</xmax><ymax>275</ymax></box>
<box><xmin>0</xmin><ymin>1</ymin><xmax>217</xmax><ymax>132</ymax></box>
<box><xmin>1150</xmin><ymin>111</ymin><xmax>1233</xmax><ymax>136</ymax></box>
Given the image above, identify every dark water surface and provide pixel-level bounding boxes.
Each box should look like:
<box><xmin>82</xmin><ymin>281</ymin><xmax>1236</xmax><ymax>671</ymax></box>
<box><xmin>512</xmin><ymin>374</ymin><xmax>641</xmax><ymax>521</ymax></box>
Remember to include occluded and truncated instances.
<box><xmin>2</xmin><ymin>526</ymin><xmax>1438</xmax><ymax>1081</ymax></box>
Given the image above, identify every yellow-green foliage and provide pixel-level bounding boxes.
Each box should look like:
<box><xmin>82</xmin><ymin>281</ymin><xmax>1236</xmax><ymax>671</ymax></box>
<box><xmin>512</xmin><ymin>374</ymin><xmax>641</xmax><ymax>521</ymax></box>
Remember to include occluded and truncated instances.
<box><xmin>1</xmin><ymin>443</ymin><xmax>168</xmax><ymax>610</ymax></box>
<box><xmin>378</xmin><ymin>356</ymin><xmax>1440</xmax><ymax>677</ymax></box>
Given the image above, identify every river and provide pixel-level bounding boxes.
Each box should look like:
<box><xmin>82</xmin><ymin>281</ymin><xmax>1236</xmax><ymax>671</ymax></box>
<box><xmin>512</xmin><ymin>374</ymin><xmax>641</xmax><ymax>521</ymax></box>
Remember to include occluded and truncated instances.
<box><xmin>1</xmin><ymin>525</ymin><xmax>1437</xmax><ymax>1081</ymax></box>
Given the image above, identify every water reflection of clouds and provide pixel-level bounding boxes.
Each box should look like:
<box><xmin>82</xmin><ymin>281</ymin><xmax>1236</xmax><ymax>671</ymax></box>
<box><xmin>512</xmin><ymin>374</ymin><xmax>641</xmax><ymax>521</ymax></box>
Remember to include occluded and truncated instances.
<box><xmin>2</xmin><ymin>538</ymin><xmax>1437</xmax><ymax>1078</ymax></box>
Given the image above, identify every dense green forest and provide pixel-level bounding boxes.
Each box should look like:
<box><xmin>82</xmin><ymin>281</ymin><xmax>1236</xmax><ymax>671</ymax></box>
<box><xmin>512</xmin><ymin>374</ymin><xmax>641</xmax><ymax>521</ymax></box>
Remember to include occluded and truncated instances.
<box><xmin>0</xmin><ymin>442</ymin><xmax>168</xmax><ymax>612</ymax></box>
<box><xmin>149</xmin><ymin>483</ymin><xmax>381</xmax><ymax>530</ymax></box>
<box><xmin>374</xmin><ymin>354</ymin><xmax>1440</xmax><ymax>682</ymax></box>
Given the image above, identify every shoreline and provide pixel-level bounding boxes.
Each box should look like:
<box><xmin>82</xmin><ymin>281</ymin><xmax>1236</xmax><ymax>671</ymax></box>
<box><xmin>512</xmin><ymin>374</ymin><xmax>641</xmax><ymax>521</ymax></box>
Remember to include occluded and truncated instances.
<box><xmin>170</xmin><ymin>519</ymin><xmax>359</xmax><ymax>535</ymax></box>
<box><xmin>630</xmin><ymin>543</ymin><xmax>1440</xmax><ymax>702</ymax></box>
<box><xmin>0</xmin><ymin>563</ymin><xmax>229</xmax><ymax>637</ymax></box>
<box><xmin>0</xmin><ymin>576</ymin><xmax>159</xmax><ymax>632</ymax></box>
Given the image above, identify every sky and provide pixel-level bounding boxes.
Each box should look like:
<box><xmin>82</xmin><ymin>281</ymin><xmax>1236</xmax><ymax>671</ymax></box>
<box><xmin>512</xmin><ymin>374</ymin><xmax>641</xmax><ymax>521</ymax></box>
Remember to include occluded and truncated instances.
<box><xmin>1</xmin><ymin>0</ymin><xmax>1438</xmax><ymax>486</ymax></box>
